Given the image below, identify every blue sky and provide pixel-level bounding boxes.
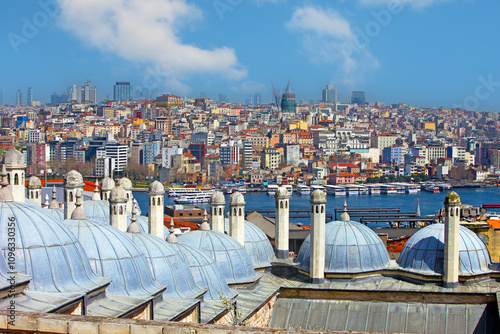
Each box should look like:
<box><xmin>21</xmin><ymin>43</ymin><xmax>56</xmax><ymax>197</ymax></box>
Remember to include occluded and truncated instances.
<box><xmin>1</xmin><ymin>0</ymin><xmax>499</xmax><ymax>111</ymax></box>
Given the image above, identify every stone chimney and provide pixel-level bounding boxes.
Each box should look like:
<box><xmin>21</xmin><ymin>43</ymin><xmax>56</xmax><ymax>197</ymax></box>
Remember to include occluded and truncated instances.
<box><xmin>310</xmin><ymin>189</ymin><xmax>326</xmax><ymax>284</ymax></box>
<box><xmin>64</xmin><ymin>170</ymin><xmax>84</xmax><ymax>219</ymax></box>
<box><xmin>109</xmin><ymin>186</ymin><xmax>128</xmax><ymax>232</ymax></box>
<box><xmin>148</xmin><ymin>181</ymin><xmax>165</xmax><ymax>239</ymax></box>
<box><xmin>228</xmin><ymin>191</ymin><xmax>245</xmax><ymax>245</ymax></box>
<box><xmin>210</xmin><ymin>191</ymin><xmax>226</xmax><ymax>233</ymax></box>
<box><xmin>443</xmin><ymin>191</ymin><xmax>461</xmax><ymax>288</ymax></box>
<box><xmin>275</xmin><ymin>185</ymin><xmax>290</xmax><ymax>259</ymax></box>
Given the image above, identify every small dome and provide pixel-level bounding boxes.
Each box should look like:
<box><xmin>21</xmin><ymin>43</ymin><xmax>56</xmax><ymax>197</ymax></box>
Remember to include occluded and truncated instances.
<box><xmin>109</xmin><ymin>186</ymin><xmax>127</xmax><ymax>202</ymax></box>
<box><xmin>27</xmin><ymin>176</ymin><xmax>42</xmax><ymax>188</ymax></box>
<box><xmin>310</xmin><ymin>189</ymin><xmax>326</xmax><ymax>203</ymax></box>
<box><xmin>148</xmin><ymin>181</ymin><xmax>165</xmax><ymax>195</ymax></box>
<box><xmin>229</xmin><ymin>191</ymin><xmax>245</xmax><ymax>205</ymax></box>
<box><xmin>297</xmin><ymin>220</ymin><xmax>390</xmax><ymax>274</ymax></box>
<box><xmin>210</xmin><ymin>191</ymin><xmax>225</xmax><ymax>206</ymax></box>
<box><xmin>275</xmin><ymin>186</ymin><xmax>289</xmax><ymax>198</ymax></box>
<box><xmin>4</xmin><ymin>149</ymin><xmax>26</xmax><ymax>168</ymax></box>
<box><xmin>177</xmin><ymin>230</ymin><xmax>260</xmax><ymax>285</ymax></box>
<box><xmin>171</xmin><ymin>242</ymin><xmax>236</xmax><ymax>300</ymax></box>
<box><xmin>444</xmin><ymin>191</ymin><xmax>461</xmax><ymax>206</ymax></box>
<box><xmin>224</xmin><ymin>219</ymin><xmax>275</xmax><ymax>269</ymax></box>
<box><xmin>101</xmin><ymin>177</ymin><xmax>115</xmax><ymax>191</ymax></box>
<box><xmin>117</xmin><ymin>177</ymin><xmax>133</xmax><ymax>190</ymax></box>
<box><xmin>0</xmin><ymin>202</ymin><xmax>109</xmax><ymax>293</ymax></box>
<box><xmin>397</xmin><ymin>223</ymin><xmax>491</xmax><ymax>275</ymax></box>
<box><xmin>64</xmin><ymin>170</ymin><xmax>84</xmax><ymax>188</ymax></box>
<box><xmin>127</xmin><ymin>233</ymin><xmax>206</xmax><ymax>299</ymax></box>
<box><xmin>65</xmin><ymin>218</ymin><xmax>165</xmax><ymax>297</ymax></box>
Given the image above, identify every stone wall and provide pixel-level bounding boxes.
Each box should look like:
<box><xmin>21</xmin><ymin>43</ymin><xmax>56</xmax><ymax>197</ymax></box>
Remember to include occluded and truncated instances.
<box><xmin>242</xmin><ymin>294</ymin><xmax>277</xmax><ymax>328</ymax></box>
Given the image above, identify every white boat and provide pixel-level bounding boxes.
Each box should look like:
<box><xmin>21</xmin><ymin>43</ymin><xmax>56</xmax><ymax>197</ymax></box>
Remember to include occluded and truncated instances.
<box><xmin>387</xmin><ymin>183</ymin><xmax>406</xmax><ymax>194</ymax></box>
<box><xmin>344</xmin><ymin>185</ymin><xmax>359</xmax><ymax>196</ymax></box>
<box><xmin>436</xmin><ymin>183</ymin><xmax>452</xmax><ymax>191</ymax></box>
<box><xmin>284</xmin><ymin>184</ymin><xmax>293</xmax><ymax>196</ymax></box>
<box><xmin>267</xmin><ymin>184</ymin><xmax>279</xmax><ymax>196</ymax></box>
<box><xmin>168</xmin><ymin>187</ymin><xmax>214</xmax><ymax>197</ymax></box>
<box><xmin>296</xmin><ymin>184</ymin><xmax>311</xmax><ymax>195</ymax></box>
<box><xmin>423</xmin><ymin>183</ymin><xmax>440</xmax><ymax>193</ymax></box>
<box><xmin>310</xmin><ymin>185</ymin><xmax>326</xmax><ymax>194</ymax></box>
<box><xmin>380</xmin><ymin>185</ymin><xmax>398</xmax><ymax>194</ymax></box>
<box><xmin>325</xmin><ymin>185</ymin><xmax>347</xmax><ymax>196</ymax></box>
<box><xmin>366</xmin><ymin>184</ymin><xmax>381</xmax><ymax>195</ymax></box>
<box><xmin>173</xmin><ymin>192</ymin><xmax>212</xmax><ymax>203</ymax></box>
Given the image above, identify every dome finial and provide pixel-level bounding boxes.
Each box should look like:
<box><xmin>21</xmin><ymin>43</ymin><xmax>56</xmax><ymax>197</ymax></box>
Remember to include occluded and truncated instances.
<box><xmin>127</xmin><ymin>203</ymin><xmax>141</xmax><ymax>233</ymax></box>
<box><xmin>166</xmin><ymin>218</ymin><xmax>177</xmax><ymax>243</ymax></box>
<box><xmin>48</xmin><ymin>186</ymin><xmax>59</xmax><ymax>209</ymax></box>
<box><xmin>91</xmin><ymin>180</ymin><xmax>101</xmax><ymax>201</ymax></box>
<box><xmin>340</xmin><ymin>200</ymin><xmax>350</xmax><ymax>222</ymax></box>
<box><xmin>416</xmin><ymin>198</ymin><xmax>421</xmax><ymax>217</ymax></box>
<box><xmin>200</xmin><ymin>210</ymin><xmax>210</xmax><ymax>231</ymax></box>
<box><xmin>44</xmin><ymin>194</ymin><xmax>49</xmax><ymax>206</ymax></box>
<box><xmin>71</xmin><ymin>189</ymin><xmax>86</xmax><ymax>220</ymax></box>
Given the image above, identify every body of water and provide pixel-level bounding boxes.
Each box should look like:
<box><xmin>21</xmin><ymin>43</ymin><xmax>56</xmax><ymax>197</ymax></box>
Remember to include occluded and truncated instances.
<box><xmin>133</xmin><ymin>187</ymin><xmax>500</xmax><ymax>227</ymax></box>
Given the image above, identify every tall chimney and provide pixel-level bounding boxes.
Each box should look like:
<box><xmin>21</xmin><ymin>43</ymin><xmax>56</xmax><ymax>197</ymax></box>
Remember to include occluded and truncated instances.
<box><xmin>64</xmin><ymin>170</ymin><xmax>84</xmax><ymax>219</ymax></box>
<box><xmin>443</xmin><ymin>191</ymin><xmax>461</xmax><ymax>288</ymax></box>
<box><xmin>109</xmin><ymin>186</ymin><xmax>128</xmax><ymax>232</ymax></box>
<box><xmin>275</xmin><ymin>185</ymin><xmax>290</xmax><ymax>259</ymax></box>
<box><xmin>148</xmin><ymin>181</ymin><xmax>165</xmax><ymax>239</ymax></box>
<box><xmin>228</xmin><ymin>191</ymin><xmax>245</xmax><ymax>245</ymax></box>
<box><xmin>210</xmin><ymin>191</ymin><xmax>226</xmax><ymax>233</ymax></box>
<box><xmin>310</xmin><ymin>189</ymin><xmax>326</xmax><ymax>284</ymax></box>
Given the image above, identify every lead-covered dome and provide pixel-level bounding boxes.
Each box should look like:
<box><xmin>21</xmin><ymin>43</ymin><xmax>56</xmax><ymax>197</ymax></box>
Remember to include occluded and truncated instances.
<box><xmin>117</xmin><ymin>177</ymin><xmax>133</xmax><ymax>190</ymax></box>
<box><xmin>224</xmin><ymin>219</ymin><xmax>275</xmax><ymax>269</ymax></box>
<box><xmin>0</xmin><ymin>202</ymin><xmax>109</xmax><ymax>293</ymax></box>
<box><xmin>297</xmin><ymin>220</ymin><xmax>390</xmax><ymax>274</ymax></box>
<box><xmin>210</xmin><ymin>191</ymin><xmax>225</xmax><ymax>206</ymax></box>
<box><xmin>397</xmin><ymin>223</ymin><xmax>491</xmax><ymax>275</ymax></box>
<box><xmin>148</xmin><ymin>181</ymin><xmax>165</xmax><ymax>195</ymax></box>
<box><xmin>4</xmin><ymin>149</ymin><xmax>26</xmax><ymax>168</ymax></box>
<box><xmin>127</xmin><ymin>232</ymin><xmax>206</xmax><ymax>299</ymax></box>
<box><xmin>101</xmin><ymin>177</ymin><xmax>115</xmax><ymax>191</ymax></box>
<box><xmin>27</xmin><ymin>176</ymin><xmax>41</xmax><ymax>188</ymax></box>
<box><xmin>109</xmin><ymin>186</ymin><xmax>127</xmax><ymax>202</ymax></box>
<box><xmin>65</xmin><ymin>218</ymin><xmax>165</xmax><ymax>297</ymax></box>
<box><xmin>177</xmin><ymin>230</ymin><xmax>260</xmax><ymax>285</ymax></box>
<box><xmin>64</xmin><ymin>170</ymin><xmax>84</xmax><ymax>187</ymax></box>
<box><xmin>229</xmin><ymin>191</ymin><xmax>245</xmax><ymax>205</ymax></box>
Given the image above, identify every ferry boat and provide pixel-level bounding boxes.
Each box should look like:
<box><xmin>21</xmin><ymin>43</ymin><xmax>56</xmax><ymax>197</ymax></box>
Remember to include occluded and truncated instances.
<box><xmin>173</xmin><ymin>192</ymin><xmax>212</xmax><ymax>203</ymax></box>
<box><xmin>284</xmin><ymin>184</ymin><xmax>293</xmax><ymax>196</ymax></box>
<box><xmin>224</xmin><ymin>186</ymin><xmax>247</xmax><ymax>195</ymax></box>
<box><xmin>267</xmin><ymin>184</ymin><xmax>279</xmax><ymax>196</ymax></box>
<box><xmin>310</xmin><ymin>185</ymin><xmax>326</xmax><ymax>194</ymax></box>
<box><xmin>436</xmin><ymin>183</ymin><xmax>452</xmax><ymax>191</ymax></box>
<box><xmin>324</xmin><ymin>185</ymin><xmax>347</xmax><ymax>196</ymax></box>
<box><xmin>168</xmin><ymin>187</ymin><xmax>214</xmax><ymax>197</ymax></box>
<box><xmin>380</xmin><ymin>184</ymin><xmax>398</xmax><ymax>194</ymax></box>
<box><xmin>387</xmin><ymin>183</ymin><xmax>406</xmax><ymax>194</ymax></box>
<box><xmin>344</xmin><ymin>185</ymin><xmax>359</xmax><ymax>196</ymax></box>
<box><xmin>296</xmin><ymin>184</ymin><xmax>311</xmax><ymax>195</ymax></box>
<box><xmin>366</xmin><ymin>184</ymin><xmax>381</xmax><ymax>195</ymax></box>
<box><xmin>423</xmin><ymin>183</ymin><xmax>440</xmax><ymax>193</ymax></box>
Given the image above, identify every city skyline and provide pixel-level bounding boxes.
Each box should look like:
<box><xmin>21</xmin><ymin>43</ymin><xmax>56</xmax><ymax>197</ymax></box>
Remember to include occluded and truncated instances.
<box><xmin>1</xmin><ymin>1</ymin><xmax>500</xmax><ymax>111</ymax></box>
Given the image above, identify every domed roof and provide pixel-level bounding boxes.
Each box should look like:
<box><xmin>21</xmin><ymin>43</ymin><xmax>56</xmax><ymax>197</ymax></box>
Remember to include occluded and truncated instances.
<box><xmin>27</xmin><ymin>176</ymin><xmax>41</xmax><ymax>188</ymax></box>
<box><xmin>170</xmin><ymin>242</ymin><xmax>236</xmax><ymax>300</ymax></box>
<box><xmin>4</xmin><ymin>149</ymin><xmax>26</xmax><ymax>168</ymax></box>
<box><xmin>275</xmin><ymin>186</ymin><xmax>289</xmax><ymax>198</ymax></box>
<box><xmin>117</xmin><ymin>177</ymin><xmax>133</xmax><ymax>190</ymax></box>
<box><xmin>127</xmin><ymin>232</ymin><xmax>206</xmax><ymax>299</ymax></box>
<box><xmin>444</xmin><ymin>191</ymin><xmax>461</xmax><ymax>206</ymax></box>
<box><xmin>0</xmin><ymin>201</ymin><xmax>109</xmax><ymax>293</ymax></box>
<box><xmin>148</xmin><ymin>181</ymin><xmax>165</xmax><ymax>195</ymax></box>
<box><xmin>64</xmin><ymin>170</ymin><xmax>84</xmax><ymax>187</ymax></box>
<box><xmin>224</xmin><ymin>219</ymin><xmax>275</xmax><ymax>269</ymax></box>
<box><xmin>177</xmin><ymin>230</ymin><xmax>260</xmax><ymax>285</ymax></box>
<box><xmin>297</xmin><ymin>220</ymin><xmax>390</xmax><ymax>273</ymax></box>
<box><xmin>229</xmin><ymin>191</ymin><xmax>245</xmax><ymax>205</ymax></box>
<box><xmin>397</xmin><ymin>223</ymin><xmax>491</xmax><ymax>275</ymax></box>
<box><xmin>65</xmin><ymin>218</ymin><xmax>165</xmax><ymax>297</ymax></box>
<box><xmin>210</xmin><ymin>191</ymin><xmax>225</xmax><ymax>206</ymax></box>
<box><xmin>109</xmin><ymin>186</ymin><xmax>127</xmax><ymax>202</ymax></box>
<box><xmin>45</xmin><ymin>207</ymin><xmax>65</xmax><ymax>220</ymax></box>
<box><xmin>101</xmin><ymin>177</ymin><xmax>115</xmax><ymax>191</ymax></box>
<box><xmin>310</xmin><ymin>189</ymin><xmax>326</xmax><ymax>203</ymax></box>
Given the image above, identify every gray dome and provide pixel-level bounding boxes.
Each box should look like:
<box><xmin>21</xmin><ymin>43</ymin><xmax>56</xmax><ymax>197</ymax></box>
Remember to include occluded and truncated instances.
<box><xmin>310</xmin><ymin>189</ymin><xmax>326</xmax><ymax>203</ymax></box>
<box><xmin>117</xmin><ymin>177</ymin><xmax>133</xmax><ymax>190</ymax></box>
<box><xmin>64</xmin><ymin>170</ymin><xmax>84</xmax><ymax>188</ymax></box>
<box><xmin>210</xmin><ymin>191</ymin><xmax>225</xmax><ymax>206</ymax></box>
<box><xmin>297</xmin><ymin>220</ymin><xmax>390</xmax><ymax>274</ymax></box>
<box><xmin>171</xmin><ymin>242</ymin><xmax>236</xmax><ymax>300</ymax></box>
<box><xmin>27</xmin><ymin>176</ymin><xmax>41</xmax><ymax>188</ymax></box>
<box><xmin>0</xmin><ymin>202</ymin><xmax>109</xmax><ymax>293</ymax></box>
<box><xmin>397</xmin><ymin>223</ymin><xmax>491</xmax><ymax>276</ymax></box>
<box><xmin>275</xmin><ymin>186</ymin><xmax>289</xmax><ymax>198</ymax></box>
<box><xmin>229</xmin><ymin>191</ymin><xmax>245</xmax><ymax>205</ymax></box>
<box><xmin>4</xmin><ymin>149</ymin><xmax>26</xmax><ymax>168</ymax></box>
<box><xmin>224</xmin><ymin>219</ymin><xmax>275</xmax><ymax>269</ymax></box>
<box><xmin>101</xmin><ymin>177</ymin><xmax>115</xmax><ymax>191</ymax></box>
<box><xmin>45</xmin><ymin>207</ymin><xmax>65</xmax><ymax>220</ymax></box>
<box><xmin>109</xmin><ymin>186</ymin><xmax>127</xmax><ymax>202</ymax></box>
<box><xmin>148</xmin><ymin>181</ymin><xmax>165</xmax><ymax>195</ymax></box>
<box><xmin>127</xmin><ymin>233</ymin><xmax>206</xmax><ymax>299</ymax></box>
<box><xmin>65</xmin><ymin>218</ymin><xmax>165</xmax><ymax>297</ymax></box>
<box><xmin>177</xmin><ymin>230</ymin><xmax>260</xmax><ymax>285</ymax></box>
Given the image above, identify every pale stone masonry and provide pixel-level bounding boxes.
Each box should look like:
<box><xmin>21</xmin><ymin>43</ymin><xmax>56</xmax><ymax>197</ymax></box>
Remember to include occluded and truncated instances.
<box><xmin>310</xmin><ymin>189</ymin><xmax>326</xmax><ymax>284</ymax></box>
<box><xmin>444</xmin><ymin>191</ymin><xmax>461</xmax><ymax>288</ymax></box>
<box><xmin>274</xmin><ymin>186</ymin><xmax>290</xmax><ymax>259</ymax></box>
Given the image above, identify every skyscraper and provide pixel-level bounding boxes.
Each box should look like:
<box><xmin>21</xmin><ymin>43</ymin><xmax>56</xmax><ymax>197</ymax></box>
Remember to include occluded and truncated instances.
<box><xmin>114</xmin><ymin>82</ymin><xmax>131</xmax><ymax>101</ymax></box>
<box><xmin>281</xmin><ymin>80</ymin><xmax>297</xmax><ymax>113</ymax></box>
<box><xmin>16</xmin><ymin>89</ymin><xmax>22</xmax><ymax>105</ymax></box>
<box><xmin>351</xmin><ymin>91</ymin><xmax>366</xmax><ymax>105</ymax></box>
<box><xmin>253</xmin><ymin>93</ymin><xmax>262</xmax><ymax>106</ymax></box>
<box><xmin>83</xmin><ymin>80</ymin><xmax>97</xmax><ymax>104</ymax></box>
<box><xmin>322</xmin><ymin>84</ymin><xmax>337</xmax><ymax>103</ymax></box>
<box><xmin>27</xmin><ymin>87</ymin><xmax>33</xmax><ymax>106</ymax></box>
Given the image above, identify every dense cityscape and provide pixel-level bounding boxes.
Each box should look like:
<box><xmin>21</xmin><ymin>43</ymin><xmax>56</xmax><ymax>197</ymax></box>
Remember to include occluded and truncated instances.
<box><xmin>2</xmin><ymin>80</ymin><xmax>500</xmax><ymax>187</ymax></box>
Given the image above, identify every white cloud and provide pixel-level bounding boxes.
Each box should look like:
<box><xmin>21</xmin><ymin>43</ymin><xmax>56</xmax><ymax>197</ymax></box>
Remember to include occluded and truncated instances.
<box><xmin>286</xmin><ymin>6</ymin><xmax>379</xmax><ymax>86</ymax></box>
<box><xmin>55</xmin><ymin>0</ymin><xmax>246</xmax><ymax>90</ymax></box>
<box><xmin>358</xmin><ymin>0</ymin><xmax>451</xmax><ymax>9</ymax></box>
